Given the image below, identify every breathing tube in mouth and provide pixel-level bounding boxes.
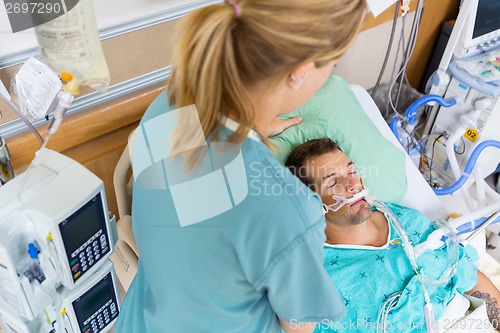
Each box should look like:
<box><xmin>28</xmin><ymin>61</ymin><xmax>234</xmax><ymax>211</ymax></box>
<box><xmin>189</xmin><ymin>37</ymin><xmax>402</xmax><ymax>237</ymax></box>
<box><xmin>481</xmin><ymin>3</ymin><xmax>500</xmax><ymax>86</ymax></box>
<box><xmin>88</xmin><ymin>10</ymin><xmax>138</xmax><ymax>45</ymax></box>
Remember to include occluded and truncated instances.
<box><xmin>322</xmin><ymin>188</ymin><xmax>370</xmax><ymax>215</ymax></box>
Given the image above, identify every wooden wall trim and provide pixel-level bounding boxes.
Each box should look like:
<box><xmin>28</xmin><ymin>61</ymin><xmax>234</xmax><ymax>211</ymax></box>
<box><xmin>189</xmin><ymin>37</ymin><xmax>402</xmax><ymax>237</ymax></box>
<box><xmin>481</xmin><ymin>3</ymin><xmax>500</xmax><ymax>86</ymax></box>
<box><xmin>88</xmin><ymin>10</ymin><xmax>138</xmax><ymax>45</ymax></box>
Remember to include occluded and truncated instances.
<box><xmin>7</xmin><ymin>83</ymin><xmax>167</xmax><ymax>171</ymax></box>
<box><xmin>407</xmin><ymin>0</ymin><xmax>460</xmax><ymax>88</ymax></box>
<box><xmin>361</xmin><ymin>1</ymin><xmax>420</xmax><ymax>31</ymax></box>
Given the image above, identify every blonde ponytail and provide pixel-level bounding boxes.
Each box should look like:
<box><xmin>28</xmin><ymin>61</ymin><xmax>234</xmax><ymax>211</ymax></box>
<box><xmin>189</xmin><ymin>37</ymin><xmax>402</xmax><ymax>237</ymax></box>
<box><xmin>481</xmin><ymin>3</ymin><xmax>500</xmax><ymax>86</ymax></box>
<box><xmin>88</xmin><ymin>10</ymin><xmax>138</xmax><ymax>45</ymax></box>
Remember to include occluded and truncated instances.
<box><xmin>169</xmin><ymin>0</ymin><xmax>366</xmax><ymax>160</ymax></box>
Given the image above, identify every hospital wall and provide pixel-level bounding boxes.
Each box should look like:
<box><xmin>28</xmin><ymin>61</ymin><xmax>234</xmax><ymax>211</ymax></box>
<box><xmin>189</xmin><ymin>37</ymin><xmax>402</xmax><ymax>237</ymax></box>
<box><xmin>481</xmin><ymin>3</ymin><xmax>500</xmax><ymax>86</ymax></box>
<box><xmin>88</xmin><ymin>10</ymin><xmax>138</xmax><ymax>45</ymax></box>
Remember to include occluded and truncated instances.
<box><xmin>0</xmin><ymin>0</ymin><xmax>459</xmax><ymax>218</ymax></box>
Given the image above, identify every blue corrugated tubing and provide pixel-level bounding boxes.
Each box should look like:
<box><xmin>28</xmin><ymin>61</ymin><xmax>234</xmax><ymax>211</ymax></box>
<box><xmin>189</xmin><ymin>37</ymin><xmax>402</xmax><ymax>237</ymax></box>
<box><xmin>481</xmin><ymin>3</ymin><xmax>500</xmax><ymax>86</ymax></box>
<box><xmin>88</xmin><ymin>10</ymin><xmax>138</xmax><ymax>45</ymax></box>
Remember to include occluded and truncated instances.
<box><xmin>439</xmin><ymin>216</ymin><xmax>500</xmax><ymax>242</ymax></box>
<box><xmin>390</xmin><ymin>94</ymin><xmax>456</xmax><ymax>143</ymax></box>
<box><xmin>455</xmin><ymin>215</ymin><xmax>500</xmax><ymax>236</ymax></box>
<box><xmin>390</xmin><ymin>118</ymin><xmax>421</xmax><ymax>156</ymax></box>
<box><xmin>390</xmin><ymin>118</ymin><xmax>400</xmax><ymax>141</ymax></box>
<box><xmin>406</xmin><ymin>95</ymin><xmax>457</xmax><ymax>125</ymax></box>
<box><xmin>434</xmin><ymin>140</ymin><xmax>500</xmax><ymax>195</ymax></box>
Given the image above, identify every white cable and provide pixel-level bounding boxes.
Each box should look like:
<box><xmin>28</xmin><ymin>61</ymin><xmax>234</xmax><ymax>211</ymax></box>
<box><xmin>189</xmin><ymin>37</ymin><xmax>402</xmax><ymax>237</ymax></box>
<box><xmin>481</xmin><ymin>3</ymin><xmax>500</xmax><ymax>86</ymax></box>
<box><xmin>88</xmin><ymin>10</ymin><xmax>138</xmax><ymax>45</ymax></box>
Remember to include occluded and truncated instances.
<box><xmin>392</xmin><ymin>15</ymin><xmax>408</xmax><ymax>114</ymax></box>
<box><xmin>387</xmin><ymin>17</ymin><xmax>407</xmax><ymax>117</ymax></box>
<box><xmin>387</xmin><ymin>0</ymin><xmax>424</xmax><ymax>120</ymax></box>
<box><xmin>17</xmin><ymin>91</ymin><xmax>73</xmax><ymax>209</ymax></box>
<box><xmin>377</xmin><ymin>292</ymin><xmax>402</xmax><ymax>333</ymax></box>
<box><xmin>474</xmin><ymin>168</ymin><xmax>486</xmax><ymax>209</ymax></box>
<box><xmin>372</xmin><ymin>1</ymin><xmax>400</xmax><ymax>98</ymax></box>
<box><xmin>389</xmin><ymin>0</ymin><xmax>424</xmax><ymax>145</ymax></box>
<box><xmin>446</xmin><ymin>128</ymin><xmax>477</xmax><ymax>211</ymax></box>
<box><xmin>485</xmin><ymin>180</ymin><xmax>500</xmax><ymax>201</ymax></box>
<box><xmin>448</xmin><ymin>201</ymin><xmax>500</xmax><ymax>231</ymax></box>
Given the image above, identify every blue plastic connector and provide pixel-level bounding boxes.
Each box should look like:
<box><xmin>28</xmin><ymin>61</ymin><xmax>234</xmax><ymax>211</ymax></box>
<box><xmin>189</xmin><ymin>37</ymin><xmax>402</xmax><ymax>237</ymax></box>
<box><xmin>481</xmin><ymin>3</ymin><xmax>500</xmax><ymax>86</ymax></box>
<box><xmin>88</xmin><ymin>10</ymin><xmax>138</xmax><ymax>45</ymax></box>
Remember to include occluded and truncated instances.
<box><xmin>28</xmin><ymin>243</ymin><xmax>39</xmax><ymax>259</ymax></box>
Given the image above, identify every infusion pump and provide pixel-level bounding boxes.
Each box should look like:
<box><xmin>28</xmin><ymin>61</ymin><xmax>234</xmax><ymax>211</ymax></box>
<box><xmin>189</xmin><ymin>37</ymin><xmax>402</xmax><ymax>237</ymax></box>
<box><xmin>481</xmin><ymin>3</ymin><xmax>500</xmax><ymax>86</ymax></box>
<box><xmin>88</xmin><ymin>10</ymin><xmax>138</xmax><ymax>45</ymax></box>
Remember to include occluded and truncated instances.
<box><xmin>0</xmin><ymin>149</ymin><xmax>120</xmax><ymax>333</ymax></box>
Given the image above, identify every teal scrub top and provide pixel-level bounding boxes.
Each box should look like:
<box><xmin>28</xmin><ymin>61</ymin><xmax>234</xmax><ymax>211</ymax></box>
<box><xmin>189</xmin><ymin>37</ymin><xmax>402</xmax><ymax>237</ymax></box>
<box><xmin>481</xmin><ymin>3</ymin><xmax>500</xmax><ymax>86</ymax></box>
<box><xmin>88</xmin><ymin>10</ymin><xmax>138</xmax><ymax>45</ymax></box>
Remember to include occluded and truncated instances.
<box><xmin>114</xmin><ymin>92</ymin><xmax>345</xmax><ymax>333</ymax></box>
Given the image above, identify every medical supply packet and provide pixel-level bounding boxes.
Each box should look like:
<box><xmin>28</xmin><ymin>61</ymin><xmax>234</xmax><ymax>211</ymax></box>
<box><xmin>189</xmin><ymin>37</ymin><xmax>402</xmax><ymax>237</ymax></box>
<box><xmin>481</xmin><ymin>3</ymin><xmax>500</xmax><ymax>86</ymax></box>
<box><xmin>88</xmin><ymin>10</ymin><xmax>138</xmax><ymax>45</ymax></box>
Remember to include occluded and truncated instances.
<box><xmin>11</xmin><ymin>57</ymin><xmax>62</xmax><ymax>120</ymax></box>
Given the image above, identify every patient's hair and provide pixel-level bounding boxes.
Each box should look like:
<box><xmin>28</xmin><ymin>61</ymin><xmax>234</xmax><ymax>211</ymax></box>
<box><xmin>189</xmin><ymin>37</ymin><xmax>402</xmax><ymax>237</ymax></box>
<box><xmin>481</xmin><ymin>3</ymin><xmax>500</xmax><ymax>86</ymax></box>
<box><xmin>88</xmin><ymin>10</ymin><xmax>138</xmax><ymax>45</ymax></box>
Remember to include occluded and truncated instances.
<box><xmin>168</xmin><ymin>0</ymin><xmax>367</xmax><ymax>153</ymax></box>
<box><xmin>286</xmin><ymin>138</ymin><xmax>341</xmax><ymax>189</ymax></box>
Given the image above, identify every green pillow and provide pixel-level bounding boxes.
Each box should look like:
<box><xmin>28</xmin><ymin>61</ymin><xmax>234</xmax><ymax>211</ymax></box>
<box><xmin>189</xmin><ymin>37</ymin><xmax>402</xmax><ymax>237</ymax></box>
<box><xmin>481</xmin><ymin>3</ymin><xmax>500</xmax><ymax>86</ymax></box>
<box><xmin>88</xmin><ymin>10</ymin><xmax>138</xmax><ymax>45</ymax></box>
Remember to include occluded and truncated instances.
<box><xmin>269</xmin><ymin>75</ymin><xmax>407</xmax><ymax>202</ymax></box>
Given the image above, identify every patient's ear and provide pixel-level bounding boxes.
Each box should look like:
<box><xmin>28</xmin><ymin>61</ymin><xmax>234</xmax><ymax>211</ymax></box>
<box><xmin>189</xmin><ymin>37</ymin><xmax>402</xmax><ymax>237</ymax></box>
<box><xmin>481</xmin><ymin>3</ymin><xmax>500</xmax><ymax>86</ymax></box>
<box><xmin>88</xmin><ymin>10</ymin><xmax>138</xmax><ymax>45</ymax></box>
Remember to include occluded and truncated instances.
<box><xmin>288</xmin><ymin>62</ymin><xmax>315</xmax><ymax>91</ymax></box>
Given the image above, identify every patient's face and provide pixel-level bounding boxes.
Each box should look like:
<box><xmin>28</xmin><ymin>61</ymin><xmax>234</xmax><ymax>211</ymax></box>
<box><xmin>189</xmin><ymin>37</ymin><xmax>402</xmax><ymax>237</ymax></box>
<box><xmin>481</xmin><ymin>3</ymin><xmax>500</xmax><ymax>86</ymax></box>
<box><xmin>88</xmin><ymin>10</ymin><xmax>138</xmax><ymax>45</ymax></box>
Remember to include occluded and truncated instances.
<box><xmin>307</xmin><ymin>150</ymin><xmax>372</xmax><ymax>225</ymax></box>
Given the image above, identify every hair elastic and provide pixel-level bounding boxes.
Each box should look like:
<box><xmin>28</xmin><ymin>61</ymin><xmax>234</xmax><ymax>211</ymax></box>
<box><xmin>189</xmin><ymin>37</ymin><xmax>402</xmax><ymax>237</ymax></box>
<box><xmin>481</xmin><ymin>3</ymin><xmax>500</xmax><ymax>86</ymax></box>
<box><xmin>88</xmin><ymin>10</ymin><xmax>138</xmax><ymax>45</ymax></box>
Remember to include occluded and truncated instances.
<box><xmin>229</xmin><ymin>1</ymin><xmax>241</xmax><ymax>19</ymax></box>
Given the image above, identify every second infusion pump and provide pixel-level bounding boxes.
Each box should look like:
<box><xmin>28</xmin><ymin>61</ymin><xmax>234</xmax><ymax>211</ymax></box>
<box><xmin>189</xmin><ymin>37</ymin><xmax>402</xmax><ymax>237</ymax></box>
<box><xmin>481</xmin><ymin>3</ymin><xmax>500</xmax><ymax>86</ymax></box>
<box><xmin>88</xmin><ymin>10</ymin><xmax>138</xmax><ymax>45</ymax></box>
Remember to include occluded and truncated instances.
<box><xmin>0</xmin><ymin>149</ymin><xmax>120</xmax><ymax>333</ymax></box>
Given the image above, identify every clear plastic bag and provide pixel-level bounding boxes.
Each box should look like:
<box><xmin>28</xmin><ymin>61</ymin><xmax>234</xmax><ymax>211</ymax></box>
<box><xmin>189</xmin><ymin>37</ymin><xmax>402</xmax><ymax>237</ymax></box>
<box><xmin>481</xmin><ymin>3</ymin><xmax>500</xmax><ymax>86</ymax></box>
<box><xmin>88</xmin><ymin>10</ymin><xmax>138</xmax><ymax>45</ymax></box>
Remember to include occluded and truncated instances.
<box><xmin>10</xmin><ymin>57</ymin><xmax>62</xmax><ymax>121</ymax></box>
<box><xmin>34</xmin><ymin>0</ymin><xmax>110</xmax><ymax>94</ymax></box>
<box><xmin>370</xmin><ymin>82</ymin><xmax>423</xmax><ymax>119</ymax></box>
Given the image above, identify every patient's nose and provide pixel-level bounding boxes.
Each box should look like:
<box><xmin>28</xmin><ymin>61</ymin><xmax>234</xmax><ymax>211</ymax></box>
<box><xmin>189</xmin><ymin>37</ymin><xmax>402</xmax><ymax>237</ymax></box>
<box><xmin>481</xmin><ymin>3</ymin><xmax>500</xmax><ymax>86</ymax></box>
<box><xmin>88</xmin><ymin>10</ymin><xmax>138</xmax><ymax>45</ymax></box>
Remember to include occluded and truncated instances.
<box><xmin>346</xmin><ymin>180</ymin><xmax>362</xmax><ymax>195</ymax></box>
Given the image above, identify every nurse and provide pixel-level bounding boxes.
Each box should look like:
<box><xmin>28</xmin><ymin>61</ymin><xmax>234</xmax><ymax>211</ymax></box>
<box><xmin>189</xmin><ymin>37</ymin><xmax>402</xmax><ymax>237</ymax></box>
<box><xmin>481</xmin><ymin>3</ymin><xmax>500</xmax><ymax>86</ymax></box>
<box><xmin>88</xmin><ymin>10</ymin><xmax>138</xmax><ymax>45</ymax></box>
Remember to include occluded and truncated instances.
<box><xmin>115</xmin><ymin>0</ymin><xmax>366</xmax><ymax>332</ymax></box>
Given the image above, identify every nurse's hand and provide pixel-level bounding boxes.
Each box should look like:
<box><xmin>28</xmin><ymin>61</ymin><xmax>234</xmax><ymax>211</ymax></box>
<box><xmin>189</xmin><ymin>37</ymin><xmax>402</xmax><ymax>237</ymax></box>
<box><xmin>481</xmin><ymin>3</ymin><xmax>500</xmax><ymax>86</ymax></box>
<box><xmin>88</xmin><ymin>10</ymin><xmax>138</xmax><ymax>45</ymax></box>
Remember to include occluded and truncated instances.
<box><xmin>266</xmin><ymin>116</ymin><xmax>302</xmax><ymax>137</ymax></box>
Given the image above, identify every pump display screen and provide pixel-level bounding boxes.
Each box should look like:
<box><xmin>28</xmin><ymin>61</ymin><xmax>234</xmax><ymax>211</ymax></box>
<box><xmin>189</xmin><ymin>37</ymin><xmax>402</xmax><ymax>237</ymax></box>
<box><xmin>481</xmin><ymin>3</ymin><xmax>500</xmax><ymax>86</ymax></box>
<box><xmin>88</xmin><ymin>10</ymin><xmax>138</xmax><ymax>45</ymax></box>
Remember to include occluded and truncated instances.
<box><xmin>61</xmin><ymin>195</ymin><xmax>103</xmax><ymax>254</ymax></box>
<box><xmin>73</xmin><ymin>272</ymin><xmax>119</xmax><ymax>332</ymax></box>
<box><xmin>473</xmin><ymin>0</ymin><xmax>500</xmax><ymax>39</ymax></box>
<box><xmin>77</xmin><ymin>277</ymin><xmax>110</xmax><ymax>320</ymax></box>
<box><xmin>59</xmin><ymin>192</ymin><xmax>110</xmax><ymax>282</ymax></box>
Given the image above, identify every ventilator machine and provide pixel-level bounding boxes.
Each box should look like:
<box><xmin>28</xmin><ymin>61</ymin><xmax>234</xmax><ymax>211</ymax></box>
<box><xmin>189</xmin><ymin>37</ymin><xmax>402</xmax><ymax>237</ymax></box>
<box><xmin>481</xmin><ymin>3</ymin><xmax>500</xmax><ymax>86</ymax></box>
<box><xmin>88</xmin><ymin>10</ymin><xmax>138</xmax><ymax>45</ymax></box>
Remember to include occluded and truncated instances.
<box><xmin>389</xmin><ymin>0</ymin><xmax>500</xmax><ymax>258</ymax></box>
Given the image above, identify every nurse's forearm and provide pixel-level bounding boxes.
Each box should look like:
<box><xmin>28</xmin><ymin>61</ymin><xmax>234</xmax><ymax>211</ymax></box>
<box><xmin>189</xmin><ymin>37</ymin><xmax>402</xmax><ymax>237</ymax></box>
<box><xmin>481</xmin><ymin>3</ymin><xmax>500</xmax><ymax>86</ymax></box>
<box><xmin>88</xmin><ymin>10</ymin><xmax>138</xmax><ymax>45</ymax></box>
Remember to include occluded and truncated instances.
<box><xmin>279</xmin><ymin>318</ymin><xmax>316</xmax><ymax>333</ymax></box>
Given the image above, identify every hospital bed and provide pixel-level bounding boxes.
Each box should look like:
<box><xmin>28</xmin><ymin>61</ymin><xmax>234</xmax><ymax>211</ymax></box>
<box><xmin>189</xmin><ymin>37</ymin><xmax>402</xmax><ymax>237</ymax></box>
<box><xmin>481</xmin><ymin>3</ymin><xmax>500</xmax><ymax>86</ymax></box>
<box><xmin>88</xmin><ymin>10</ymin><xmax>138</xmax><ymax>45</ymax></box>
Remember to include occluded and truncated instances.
<box><xmin>111</xmin><ymin>82</ymin><xmax>499</xmax><ymax>332</ymax></box>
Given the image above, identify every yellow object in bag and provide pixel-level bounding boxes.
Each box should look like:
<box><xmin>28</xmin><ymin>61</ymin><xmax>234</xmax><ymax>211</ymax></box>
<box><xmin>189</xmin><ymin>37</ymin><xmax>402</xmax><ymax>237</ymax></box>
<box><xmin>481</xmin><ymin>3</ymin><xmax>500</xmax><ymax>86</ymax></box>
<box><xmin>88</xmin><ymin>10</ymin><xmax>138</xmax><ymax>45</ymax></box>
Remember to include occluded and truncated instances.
<box><xmin>34</xmin><ymin>0</ymin><xmax>110</xmax><ymax>94</ymax></box>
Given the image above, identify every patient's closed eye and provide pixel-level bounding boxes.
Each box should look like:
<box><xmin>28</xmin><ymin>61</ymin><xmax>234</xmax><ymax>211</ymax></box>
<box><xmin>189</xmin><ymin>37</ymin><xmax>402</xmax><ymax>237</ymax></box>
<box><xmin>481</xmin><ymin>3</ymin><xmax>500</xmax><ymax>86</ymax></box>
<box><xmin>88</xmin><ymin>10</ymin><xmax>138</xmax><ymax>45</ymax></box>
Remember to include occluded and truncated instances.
<box><xmin>326</xmin><ymin>176</ymin><xmax>338</xmax><ymax>188</ymax></box>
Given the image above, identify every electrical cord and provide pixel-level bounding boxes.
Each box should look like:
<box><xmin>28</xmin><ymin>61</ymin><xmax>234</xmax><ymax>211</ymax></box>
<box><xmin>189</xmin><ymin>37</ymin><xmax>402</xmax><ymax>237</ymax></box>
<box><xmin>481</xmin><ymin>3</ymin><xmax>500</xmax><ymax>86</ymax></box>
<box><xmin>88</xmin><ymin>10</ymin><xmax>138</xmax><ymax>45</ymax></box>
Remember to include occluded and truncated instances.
<box><xmin>428</xmin><ymin>133</ymin><xmax>445</xmax><ymax>187</ymax></box>
<box><xmin>377</xmin><ymin>292</ymin><xmax>402</xmax><ymax>333</ymax></box>
<box><xmin>455</xmin><ymin>137</ymin><xmax>466</xmax><ymax>155</ymax></box>
<box><xmin>372</xmin><ymin>1</ymin><xmax>400</xmax><ymax>99</ymax></box>
<box><xmin>386</xmin><ymin>0</ymin><xmax>424</xmax><ymax>120</ymax></box>
<box><xmin>387</xmin><ymin>17</ymin><xmax>407</xmax><ymax>118</ymax></box>
<box><xmin>393</xmin><ymin>15</ymin><xmax>408</xmax><ymax>113</ymax></box>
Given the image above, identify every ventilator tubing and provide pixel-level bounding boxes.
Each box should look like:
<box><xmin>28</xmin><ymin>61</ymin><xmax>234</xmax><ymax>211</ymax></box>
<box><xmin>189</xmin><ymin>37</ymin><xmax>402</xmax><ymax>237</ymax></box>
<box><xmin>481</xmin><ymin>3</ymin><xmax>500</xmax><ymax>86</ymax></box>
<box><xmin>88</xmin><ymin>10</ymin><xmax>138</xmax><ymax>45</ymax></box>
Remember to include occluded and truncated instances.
<box><xmin>390</xmin><ymin>95</ymin><xmax>456</xmax><ymax>157</ymax></box>
<box><xmin>434</xmin><ymin>140</ymin><xmax>500</xmax><ymax>195</ymax></box>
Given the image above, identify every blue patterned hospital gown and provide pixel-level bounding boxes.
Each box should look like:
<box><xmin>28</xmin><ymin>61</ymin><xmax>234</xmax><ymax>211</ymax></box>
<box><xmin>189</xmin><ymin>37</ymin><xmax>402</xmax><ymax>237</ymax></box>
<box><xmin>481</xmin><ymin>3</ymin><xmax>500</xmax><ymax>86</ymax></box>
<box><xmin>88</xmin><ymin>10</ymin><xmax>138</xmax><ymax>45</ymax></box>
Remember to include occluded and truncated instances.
<box><xmin>317</xmin><ymin>202</ymin><xmax>479</xmax><ymax>333</ymax></box>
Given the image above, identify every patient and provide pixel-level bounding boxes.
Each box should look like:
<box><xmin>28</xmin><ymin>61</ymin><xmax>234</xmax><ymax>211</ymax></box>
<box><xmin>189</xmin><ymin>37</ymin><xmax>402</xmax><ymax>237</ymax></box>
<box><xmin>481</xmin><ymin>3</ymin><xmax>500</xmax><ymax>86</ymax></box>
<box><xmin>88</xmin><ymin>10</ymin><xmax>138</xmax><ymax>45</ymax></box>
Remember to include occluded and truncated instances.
<box><xmin>286</xmin><ymin>138</ymin><xmax>500</xmax><ymax>332</ymax></box>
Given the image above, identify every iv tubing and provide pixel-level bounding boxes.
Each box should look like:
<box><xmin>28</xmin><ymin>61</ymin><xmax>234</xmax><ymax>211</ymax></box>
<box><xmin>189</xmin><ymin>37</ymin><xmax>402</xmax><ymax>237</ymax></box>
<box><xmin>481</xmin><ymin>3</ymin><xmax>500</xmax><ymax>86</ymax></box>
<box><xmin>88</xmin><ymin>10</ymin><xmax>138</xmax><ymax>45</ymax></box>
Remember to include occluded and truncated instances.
<box><xmin>464</xmin><ymin>210</ymin><xmax>500</xmax><ymax>245</ymax></box>
<box><xmin>434</xmin><ymin>140</ymin><xmax>500</xmax><ymax>195</ymax></box>
<box><xmin>456</xmin><ymin>215</ymin><xmax>500</xmax><ymax>235</ymax></box>
<box><xmin>372</xmin><ymin>201</ymin><xmax>418</xmax><ymax>270</ymax></box>
<box><xmin>474</xmin><ymin>168</ymin><xmax>486</xmax><ymax>209</ymax></box>
<box><xmin>443</xmin><ymin>126</ymin><xmax>477</xmax><ymax>211</ymax></box>
<box><xmin>448</xmin><ymin>201</ymin><xmax>500</xmax><ymax>232</ymax></box>
<box><xmin>0</xmin><ymin>90</ymin><xmax>44</xmax><ymax>146</ymax></box>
